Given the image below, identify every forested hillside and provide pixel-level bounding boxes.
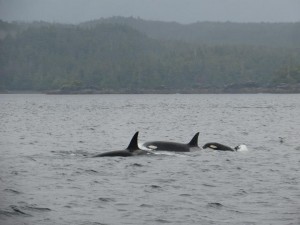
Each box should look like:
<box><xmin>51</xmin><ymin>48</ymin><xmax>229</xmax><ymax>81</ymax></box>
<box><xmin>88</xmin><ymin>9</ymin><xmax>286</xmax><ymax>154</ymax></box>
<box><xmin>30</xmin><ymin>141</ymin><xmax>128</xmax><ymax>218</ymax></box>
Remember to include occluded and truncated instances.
<box><xmin>0</xmin><ymin>18</ymin><xmax>300</xmax><ymax>92</ymax></box>
<box><xmin>83</xmin><ymin>17</ymin><xmax>300</xmax><ymax>48</ymax></box>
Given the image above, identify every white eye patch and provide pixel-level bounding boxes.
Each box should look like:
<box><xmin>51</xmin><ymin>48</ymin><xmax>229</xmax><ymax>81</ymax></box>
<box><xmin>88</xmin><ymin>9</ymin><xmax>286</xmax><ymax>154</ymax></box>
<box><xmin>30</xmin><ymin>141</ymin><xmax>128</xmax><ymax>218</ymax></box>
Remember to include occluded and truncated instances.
<box><xmin>148</xmin><ymin>145</ymin><xmax>157</xmax><ymax>150</ymax></box>
<box><xmin>210</xmin><ymin>145</ymin><xmax>217</xmax><ymax>149</ymax></box>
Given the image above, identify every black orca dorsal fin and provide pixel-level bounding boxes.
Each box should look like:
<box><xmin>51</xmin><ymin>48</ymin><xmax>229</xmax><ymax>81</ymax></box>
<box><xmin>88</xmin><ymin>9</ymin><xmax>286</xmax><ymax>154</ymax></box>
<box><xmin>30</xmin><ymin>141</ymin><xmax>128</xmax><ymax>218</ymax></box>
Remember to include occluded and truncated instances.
<box><xmin>126</xmin><ymin>132</ymin><xmax>139</xmax><ymax>152</ymax></box>
<box><xmin>188</xmin><ymin>132</ymin><xmax>199</xmax><ymax>147</ymax></box>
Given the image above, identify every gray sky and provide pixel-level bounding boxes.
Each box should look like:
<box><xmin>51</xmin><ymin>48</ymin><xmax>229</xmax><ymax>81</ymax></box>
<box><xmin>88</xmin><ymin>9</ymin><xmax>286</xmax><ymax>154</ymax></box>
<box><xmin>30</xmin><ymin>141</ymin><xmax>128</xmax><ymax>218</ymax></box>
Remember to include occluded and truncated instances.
<box><xmin>0</xmin><ymin>0</ymin><xmax>299</xmax><ymax>24</ymax></box>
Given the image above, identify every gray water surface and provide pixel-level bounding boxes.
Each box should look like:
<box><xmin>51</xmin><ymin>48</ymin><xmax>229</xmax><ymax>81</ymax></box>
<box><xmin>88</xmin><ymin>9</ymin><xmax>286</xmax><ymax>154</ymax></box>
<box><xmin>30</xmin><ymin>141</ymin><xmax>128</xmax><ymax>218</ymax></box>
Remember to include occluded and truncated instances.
<box><xmin>0</xmin><ymin>94</ymin><xmax>299</xmax><ymax>225</ymax></box>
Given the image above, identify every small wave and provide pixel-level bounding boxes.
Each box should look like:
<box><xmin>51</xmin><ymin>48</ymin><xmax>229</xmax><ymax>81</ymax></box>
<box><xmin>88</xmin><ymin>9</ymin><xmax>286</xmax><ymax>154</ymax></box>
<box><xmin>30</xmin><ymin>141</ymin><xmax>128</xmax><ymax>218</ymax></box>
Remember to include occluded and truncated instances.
<box><xmin>0</xmin><ymin>209</ymin><xmax>14</xmax><ymax>217</ymax></box>
<box><xmin>154</xmin><ymin>219</ymin><xmax>172</xmax><ymax>223</ymax></box>
<box><xmin>144</xmin><ymin>184</ymin><xmax>163</xmax><ymax>193</ymax></box>
<box><xmin>140</xmin><ymin>204</ymin><xmax>154</xmax><ymax>208</ymax></box>
<box><xmin>5</xmin><ymin>203</ymin><xmax>52</xmax><ymax>217</ymax></box>
<box><xmin>81</xmin><ymin>222</ymin><xmax>109</xmax><ymax>225</ymax></box>
<box><xmin>233</xmin><ymin>189</ymin><xmax>248</xmax><ymax>196</ymax></box>
<box><xmin>126</xmin><ymin>163</ymin><xmax>144</xmax><ymax>167</ymax></box>
<box><xmin>4</xmin><ymin>189</ymin><xmax>22</xmax><ymax>194</ymax></box>
<box><xmin>24</xmin><ymin>206</ymin><xmax>51</xmax><ymax>212</ymax></box>
<box><xmin>202</xmin><ymin>183</ymin><xmax>217</xmax><ymax>187</ymax></box>
<box><xmin>179</xmin><ymin>193</ymin><xmax>192</xmax><ymax>197</ymax></box>
<box><xmin>148</xmin><ymin>184</ymin><xmax>162</xmax><ymax>189</ymax></box>
<box><xmin>207</xmin><ymin>202</ymin><xmax>224</xmax><ymax>208</ymax></box>
<box><xmin>23</xmin><ymin>156</ymin><xmax>37</xmax><ymax>161</ymax></box>
<box><xmin>0</xmin><ymin>208</ymin><xmax>31</xmax><ymax>217</ymax></box>
<box><xmin>10</xmin><ymin>205</ymin><xmax>32</xmax><ymax>217</ymax></box>
<box><xmin>51</xmin><ymin>150</ymin><xmax>89</xmax><ymax>157</ymax></box>
<box><xmin>98</xmin><ymin>197</ymin><xmax>115</xmax><ymax>203</ymax></box>
<box><xmin>84</xmin><ymin>169</ymin><xmax>98</xmax><ymax>174</ymax></box>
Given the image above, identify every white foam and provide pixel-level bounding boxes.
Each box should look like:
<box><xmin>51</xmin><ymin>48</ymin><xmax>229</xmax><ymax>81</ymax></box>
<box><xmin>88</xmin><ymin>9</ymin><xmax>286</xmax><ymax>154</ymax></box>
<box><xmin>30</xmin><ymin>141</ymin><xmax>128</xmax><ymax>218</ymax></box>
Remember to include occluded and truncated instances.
<box><xmin>152</xmin><ymin>151</ymin><xmax>187</xmax><ymax>157</ymax></box>
<box><xmin>236</xmin><ymin>144</ymin><xmax>248</xmax><ymax>152</ymax></box>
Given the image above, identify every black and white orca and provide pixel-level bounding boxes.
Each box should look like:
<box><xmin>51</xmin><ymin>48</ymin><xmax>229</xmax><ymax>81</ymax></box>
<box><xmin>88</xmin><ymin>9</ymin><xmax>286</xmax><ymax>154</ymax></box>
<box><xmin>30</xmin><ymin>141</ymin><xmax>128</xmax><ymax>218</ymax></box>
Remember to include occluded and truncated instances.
<box><xmin>203</xmin><ymin>142</ymin><xmax>247</xmax><ymax>151</ymax></box>
<box><xmin>93</xmin><ymin>132</ymin><xmax>149</xmax><ymax>157</ymax></box>
<box><xmin>142</xmin><ymin>132</ymin><xmax>200</xmax><ymax>152</ymax></box>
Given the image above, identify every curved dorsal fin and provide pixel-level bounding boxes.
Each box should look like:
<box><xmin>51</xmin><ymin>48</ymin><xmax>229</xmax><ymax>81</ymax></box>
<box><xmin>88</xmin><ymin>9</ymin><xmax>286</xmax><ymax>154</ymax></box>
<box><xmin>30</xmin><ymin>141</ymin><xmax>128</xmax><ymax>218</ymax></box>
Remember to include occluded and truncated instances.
<box><xmin>188</xmin><ymin>132</ymin><xmax>199</xmax><ymax>147</ymax></box>
<box><xmin>126</xmin><ymin>132</ymin><xmax>139</xmax><ymax>152</ymax></box>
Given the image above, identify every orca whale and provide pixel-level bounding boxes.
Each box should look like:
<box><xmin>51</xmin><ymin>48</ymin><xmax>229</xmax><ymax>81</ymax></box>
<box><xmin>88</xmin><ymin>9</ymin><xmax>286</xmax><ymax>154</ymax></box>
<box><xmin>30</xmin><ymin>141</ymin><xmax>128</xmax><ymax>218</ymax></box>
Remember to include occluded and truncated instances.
<box><xmin>93</xmin><ymin>132</ymin><xmax>149</xmax><ymax>157</ymax></box>
<box><xmin>203</xmin><ymin>142</ymin><xmax>241</xmax><ymax>151</ymax></box>
<box><xmin>142</xmin><ymin>132</ymin><xmax>200</xmax><ymax>152</ymax></box>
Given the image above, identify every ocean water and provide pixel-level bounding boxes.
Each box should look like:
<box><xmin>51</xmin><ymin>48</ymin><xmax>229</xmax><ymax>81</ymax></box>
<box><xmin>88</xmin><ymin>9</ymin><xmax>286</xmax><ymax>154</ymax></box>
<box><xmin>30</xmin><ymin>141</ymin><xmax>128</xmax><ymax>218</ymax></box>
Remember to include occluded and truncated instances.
<box><xmin>0</xmin><ymin>94</ymin><xmax>299</xmax><ymax>225</ymax></box>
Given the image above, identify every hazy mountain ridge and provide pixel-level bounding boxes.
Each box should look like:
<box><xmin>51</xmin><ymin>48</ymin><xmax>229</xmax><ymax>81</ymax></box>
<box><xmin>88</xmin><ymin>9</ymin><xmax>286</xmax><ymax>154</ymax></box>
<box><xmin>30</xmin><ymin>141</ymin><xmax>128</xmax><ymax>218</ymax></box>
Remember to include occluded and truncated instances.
<box><xmin>81</xmin><ymin>17</ymin><xmax>300</xmax><ymax>48</ymax></box>
<box><xmin>0</xmin><ymin>17</ymin><xmax>300</xmax><ymax>92</ymax></box>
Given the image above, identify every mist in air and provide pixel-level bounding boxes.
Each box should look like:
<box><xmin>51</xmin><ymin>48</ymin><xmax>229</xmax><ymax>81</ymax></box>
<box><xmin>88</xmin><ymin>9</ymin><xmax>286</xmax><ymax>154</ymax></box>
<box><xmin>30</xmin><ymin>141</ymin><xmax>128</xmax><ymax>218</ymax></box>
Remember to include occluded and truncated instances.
<box><xmin>0</xmin><ymin>0</ymin><xmax>299</xmax><ymax>24</ymax></box>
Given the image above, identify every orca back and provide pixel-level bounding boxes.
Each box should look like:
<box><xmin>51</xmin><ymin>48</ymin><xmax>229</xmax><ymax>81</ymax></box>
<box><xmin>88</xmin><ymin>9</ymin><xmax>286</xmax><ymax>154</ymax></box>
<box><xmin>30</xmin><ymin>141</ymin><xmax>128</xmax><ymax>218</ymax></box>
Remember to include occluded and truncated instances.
<box><xmin>93</xmin><ymin>132</ymin><xmax>140</xmax><ymax>157</ymax></box>
<box><xmin>94</xmin><ymin>150</ymin><xmax>133</xmax><ymax>157</ymax></box>
<box><xmin>144</xmin><ymin>141</ymin><xmax>190</xmax><ymax>152</ymax></box>
<box><xmin>203</xmin><ymin>142</ymin><xmax>235</xmax><ymax>151</ymax></box>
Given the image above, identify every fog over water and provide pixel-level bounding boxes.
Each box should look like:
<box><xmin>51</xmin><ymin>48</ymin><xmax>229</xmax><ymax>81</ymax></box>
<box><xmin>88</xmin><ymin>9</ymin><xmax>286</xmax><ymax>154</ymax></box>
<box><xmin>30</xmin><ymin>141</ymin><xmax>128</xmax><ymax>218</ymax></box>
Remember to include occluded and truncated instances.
<box><xmin>0</xmin><ymin>0</ymin><xmax>299</xmax><ymax>23</ymax></box>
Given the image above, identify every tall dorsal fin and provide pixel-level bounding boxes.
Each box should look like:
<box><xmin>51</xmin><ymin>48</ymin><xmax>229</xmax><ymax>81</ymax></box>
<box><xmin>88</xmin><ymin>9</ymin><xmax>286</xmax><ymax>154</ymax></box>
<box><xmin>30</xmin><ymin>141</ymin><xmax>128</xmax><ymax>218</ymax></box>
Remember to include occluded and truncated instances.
<box><xmin>188</xmin><ymin>132</ymin><xmax>199</xmax><ymax>147</ymax></box>
<box><xmin>126</xmin><ymin>132</ymin><xmax>139</xmax><ymax>152</ymax></box>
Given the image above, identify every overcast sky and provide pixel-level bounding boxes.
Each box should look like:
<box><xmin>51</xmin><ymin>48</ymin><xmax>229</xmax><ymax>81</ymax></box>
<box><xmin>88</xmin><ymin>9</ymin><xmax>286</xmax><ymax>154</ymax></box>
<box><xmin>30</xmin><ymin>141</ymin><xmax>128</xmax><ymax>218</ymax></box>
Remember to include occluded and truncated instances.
<box><xmin>0</xmin><ymin>0</ymin><xmax>299</xmax><ymax>24</ymax></box>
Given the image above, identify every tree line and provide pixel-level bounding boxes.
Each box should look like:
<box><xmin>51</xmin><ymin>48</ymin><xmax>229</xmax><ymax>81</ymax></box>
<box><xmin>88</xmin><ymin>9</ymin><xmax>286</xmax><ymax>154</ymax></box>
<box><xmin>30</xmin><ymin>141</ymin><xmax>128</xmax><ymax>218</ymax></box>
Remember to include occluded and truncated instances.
<box><xmin>0</xmin><ymin>18</ymin><xmax>300</xmax><ymax>91</ymax></box>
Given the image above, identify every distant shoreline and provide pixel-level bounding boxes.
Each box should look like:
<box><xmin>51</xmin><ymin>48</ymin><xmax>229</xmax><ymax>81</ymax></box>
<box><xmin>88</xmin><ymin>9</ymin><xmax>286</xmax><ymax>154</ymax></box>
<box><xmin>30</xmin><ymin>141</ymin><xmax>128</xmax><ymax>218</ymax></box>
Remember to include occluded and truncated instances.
<box><xmin>1</xmin><ymin>87</ymin><xmax>300</xmax><ymax>95</ymax></box>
